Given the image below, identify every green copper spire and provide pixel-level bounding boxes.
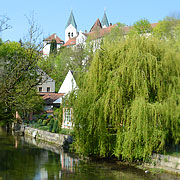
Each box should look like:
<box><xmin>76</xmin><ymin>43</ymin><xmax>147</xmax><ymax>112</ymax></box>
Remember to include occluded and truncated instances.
<box><xmin>101</xmin><ymin>11</ymin><xmax>109</xmax><ymax>28</ymax></box>
<box><xmin>66</xmin><ymin>11</ymin><xmax>77</xmax><ymax>29</ymax></box>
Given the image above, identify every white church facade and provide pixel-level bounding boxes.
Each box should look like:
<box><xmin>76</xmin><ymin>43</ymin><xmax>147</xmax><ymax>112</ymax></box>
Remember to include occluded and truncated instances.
<box><xmin>42</xmin><ymin>11</ymin><xmax>111</xmax><ymax>56</ymax></box>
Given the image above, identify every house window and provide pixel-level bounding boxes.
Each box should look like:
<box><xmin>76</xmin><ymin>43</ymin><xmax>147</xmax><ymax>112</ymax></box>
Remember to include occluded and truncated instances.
<box><xmin>39</xmin><ymin>87</ymin><xmax>42</xmax><ymax>92</ymax></box>
<box><xmin>71</xmin><ymin>32</ymin><xmax>73</xmax><ymax>37</ymax></box>
<box><xmin>65</xmin><ymin>109</ymin><xmax>72</xmax><ymax>123</ymax></box>
<box><xmin>47</xmin><ymin>87</ymin><xmax>50</xmax><ymax>92</ymax></box>
<box><xmin>63</xmin><ymin>108</ymin><xmax>73</xmax><ymax>129</ymax></box>
<box><xmin>68</xmin><ymin>32</ymin><xmax>70</xmax><ymax>37</ymax></box>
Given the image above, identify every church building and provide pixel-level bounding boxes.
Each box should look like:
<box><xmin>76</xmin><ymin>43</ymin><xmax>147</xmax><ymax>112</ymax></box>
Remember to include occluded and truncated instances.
<box><xmin>42</xmin><ymin>10</ymin><xmax>112</xmax><ymax>56</ymax></box>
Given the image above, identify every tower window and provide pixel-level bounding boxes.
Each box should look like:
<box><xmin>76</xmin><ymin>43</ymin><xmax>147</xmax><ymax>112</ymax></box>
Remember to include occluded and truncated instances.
<box><xmin>39</xmin><ymin>87</ymin><xmax>42</xmax><ymax>92</ymax></box>
<box><xmin>71</xmin><ymin>32</ymin><xmax>73</xmax><ymax>37</ymax></box>
<box><xmin>47</xmin><ymin>87</ymin><xmax>50</xmax><ymax>92</ymax></box>
<box><xmin>68</xmin><ymin>32</ymin><xmax>70</xmax><ymax>37</ymax></box>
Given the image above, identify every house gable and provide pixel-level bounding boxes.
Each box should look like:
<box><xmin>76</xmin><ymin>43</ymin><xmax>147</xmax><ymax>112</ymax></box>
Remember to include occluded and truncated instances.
<box><xmin>58</xmin><ymin>70</ymin><xmax>77</xmax><ymax>94</ymax></box>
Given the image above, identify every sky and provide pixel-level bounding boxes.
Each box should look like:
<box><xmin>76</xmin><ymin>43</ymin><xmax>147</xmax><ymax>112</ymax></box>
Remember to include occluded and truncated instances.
<box><xmin>0</xmin><ymin>0</ymin><xmax>180</xmax><ymax>42</ymax></box>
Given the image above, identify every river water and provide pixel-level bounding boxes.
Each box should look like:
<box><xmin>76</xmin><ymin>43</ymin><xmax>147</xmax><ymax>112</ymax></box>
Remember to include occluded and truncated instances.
<box><xmin>0</xmin><ymin>128</ymin><xmax>180</xmax><ymax>180</ymax></box>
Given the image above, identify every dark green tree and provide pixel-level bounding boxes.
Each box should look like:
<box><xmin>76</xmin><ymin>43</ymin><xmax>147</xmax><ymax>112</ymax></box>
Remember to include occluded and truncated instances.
<box><xmin>0</xmin><ymin>41</ymin><xmax>43</xmax><ymax>123</ymax></box>
<box><xmin>50</xmin><ymin>39</ymin><xmax>57</xmax><ymax>54</ymax></box>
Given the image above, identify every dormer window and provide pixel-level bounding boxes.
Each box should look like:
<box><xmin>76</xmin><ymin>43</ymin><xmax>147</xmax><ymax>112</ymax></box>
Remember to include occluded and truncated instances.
<box><xmin>71</xmin><ymin>32</ymin><xmax>73</xmax><ymax>37</ymax></box>
<box><xmin>68</xmin><ymin>32</ymin><xmax>70</xmax><ymax>37</ymax></box>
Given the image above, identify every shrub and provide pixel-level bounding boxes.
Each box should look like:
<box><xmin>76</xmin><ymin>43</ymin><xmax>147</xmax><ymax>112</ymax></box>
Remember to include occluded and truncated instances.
<box><xmin>42</xmin><ymin>120</ymin><xmax>48</xmax><ymax>126</ymax></box>
<box><xmin>37</xmin><ymin>119</ymin><xmax>43</xmax><ymax>124</ymax></box>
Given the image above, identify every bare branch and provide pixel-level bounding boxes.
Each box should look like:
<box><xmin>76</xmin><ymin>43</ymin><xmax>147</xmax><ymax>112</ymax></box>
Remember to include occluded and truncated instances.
<box><xmin>23</xmin><ymin>12</ymin><xmax>43</xmax><ymax>51</ymax></box>
<box><xmin>0</xmin><ymin>15</ymin><xmax>12</xmax><ymax>32</ymax></box>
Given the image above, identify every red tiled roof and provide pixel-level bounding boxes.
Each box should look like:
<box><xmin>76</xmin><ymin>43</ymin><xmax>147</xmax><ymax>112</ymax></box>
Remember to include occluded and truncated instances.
<box><xmin>150</xmin><ymin>23</ymin><xmax>159</xmax><ymax>28</ymax></box>
<box><xmin>85</xmin><ymin>23</ymin><xmax>159</xmax><ymax>40</ymax></box>
<box><xmin>84</xmin><ymin>24</ymin><xmax>116</xmax><ymax>39</ymax></box>
<box><xmin>38</xmin><ymin>92</ymin><xmax>64</xmax><ymax>104</ymax></box>
<box><xmin>63</xmin><ymin>37</ymin><xmax>77</xmax><ymax>46</ymax></box>
<box><xmin>90</xmin><ymin>18</ymin><xmax>102</xmax><ymax>32</ymax></box>
<box><xmin>63</xmin><ymin>22</ymin><xmax>159</xmax><ymax>46</ymax></box>
<box><xmin>44</xmin><ymin>33</ymin><xmax>64</xmax><ymax>44</ymax></box>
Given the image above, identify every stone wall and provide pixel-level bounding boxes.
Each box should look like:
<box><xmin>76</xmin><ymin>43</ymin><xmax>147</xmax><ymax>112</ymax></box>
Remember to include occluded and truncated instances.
<box><xmin>23</xmin><ymin>126</ymin><xmax>72</xmax><ymax>147</ymax></box>
<box><xmin>143</xmin><ymin>153</ymin><xmax>180</xmax><ymax>174</ymax></box>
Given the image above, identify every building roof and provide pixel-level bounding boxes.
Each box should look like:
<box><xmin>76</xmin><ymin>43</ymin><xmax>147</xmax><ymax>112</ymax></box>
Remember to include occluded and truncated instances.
<box><xmin>101</xmin><ymin>11</ymin><xmax>109</xmax><ymax>27</ymax></box>
<box><xmin>58</xmin><ymin>70</ymin><xmax>78</xmax><ymax>94</ymax></box>
<box><xmin>150</xmin><ymin>23</ymin><xmax>159</xmax><ymax>28</ymax></box>
<box><xmin>63</xmin><ymin>37</ymin><xmax>77</xmax><ymax>46</ymax></box>
<box><xmin>66</xmin><ymin>11</ymin><xmax>77</xmax><ymax>29</ymax></box>
<box><xmin>38</xmin><ymin>92</ymin><xmax>64</xmax><ymax>105</ymax></box>
<box><xmin>90</xmin><ymin>18</ymin><xmax>102</xmax><ymax>32</ymax></box>
<box><xmin>63</xmin><ymin>21</ymin><xmax>159</xmax><ymax>47</ymax></box>
<box><xmin>120</xmin><ymin>23</ymin><xmax>159</xmax><ymax>33</ymax></box>
<box><xmin>85</xmin><ymin>24</ymin><xmax>116</xmax><ymax>39</ymax></box>
<box><xmin>44</xmin><ymin>33</ymin><xmax>64</xmax><ymax>44</ymax></box>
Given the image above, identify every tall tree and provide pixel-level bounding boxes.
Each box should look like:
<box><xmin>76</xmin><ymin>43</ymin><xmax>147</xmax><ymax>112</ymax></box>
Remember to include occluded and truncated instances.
<box><xmin>0</xmin><ymin>41</ymin><xmax>43</xmax><ymax>123</ymax></box>
<box><xmin>72</xmin><ymin>35</ymin><xmax>180</xmax><ymax>161</ymax></box>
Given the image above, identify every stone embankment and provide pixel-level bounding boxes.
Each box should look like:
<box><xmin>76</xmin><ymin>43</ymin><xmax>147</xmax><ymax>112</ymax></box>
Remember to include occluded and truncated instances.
<box><xmin>12</xmin><ymin>123</ymin><xmax>73</xmax><ymax>148</ymax></box>
<box><xmin>143</xmin><ymin>153</ymin><xmax>180</xmax><ymax>175</ymax></box>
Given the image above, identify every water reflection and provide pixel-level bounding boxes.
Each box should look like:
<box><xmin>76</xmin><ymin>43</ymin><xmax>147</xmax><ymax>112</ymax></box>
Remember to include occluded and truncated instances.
<box><xmin>0</xmin><ymin>131</ymin><xmax>78</xmax><ymax>180</ymax></box>
<box><xmin>22</xmin><ymin>136</ymin><xmax>79</xmax><ymax>179</ymax></box>
<box><xmin>0</xmin><ymin>130</ymin><xmax>180</xmax><ymax>180</ymax></box>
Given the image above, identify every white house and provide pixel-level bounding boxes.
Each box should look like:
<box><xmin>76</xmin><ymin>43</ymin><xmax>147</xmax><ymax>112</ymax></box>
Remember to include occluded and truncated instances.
<box><xmin>57</xmin><ymin>70</ymin><xmax>78</xmax><ymax>129</ymax></box>
<box><xmin>43</xmin><ymin>33</ymin><xmax>64</xmax><ymax>57</ymax></box>
<box><xmin>58</xmin><ymin>70</ymin><xmax>77</xmax><ymax>94</ymax></box>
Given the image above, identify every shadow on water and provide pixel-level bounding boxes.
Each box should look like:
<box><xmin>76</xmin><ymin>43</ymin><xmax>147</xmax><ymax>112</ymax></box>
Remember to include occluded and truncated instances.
<box><xmin>0</xmin><ymin>128</ymin><xmax>180</xmax><ymax>180</ymax></box>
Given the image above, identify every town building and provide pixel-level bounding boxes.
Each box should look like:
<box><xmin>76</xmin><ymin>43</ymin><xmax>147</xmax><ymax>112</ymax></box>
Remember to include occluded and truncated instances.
<box><xmin>58</xmin><ymin>70</ymin><xmax>78</xmax><ymax>129</ymax></box>
<box><xmin>42</xmin><ymin>10</ymin><xmax>112</xmax><ymax>55</ymax></box>
<box><xmin>43</xmin><ymin>33</ymin><xmax>64</xmax><ymax>57</ymax></box>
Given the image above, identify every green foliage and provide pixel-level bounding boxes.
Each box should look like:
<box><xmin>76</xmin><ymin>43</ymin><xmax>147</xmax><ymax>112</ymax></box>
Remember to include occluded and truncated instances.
<box><xmin>38</xmin><ymin>44</ymin><xmax>92</xmax><ymax>91</ymax></box>
<box><xmin>72</xmin><ymin>35</ymin><xmax>180</xmax><ymax>161</ymax></box>
<box><xmin>48</xmin><ymin>118</ymin><xmax>55</xmax><ymax>132</ymax></box>
<box><xmin>52</xmin><ymin>119</ymin><xmax>59</xmax><ymax>133</ymax></box>
<box><xmin>50</xmin><ymin>39</ymin><xmax>57</xmax><ymax>55</ymax></box>
<box><xmin>59</xmin><ymin>128</ymin><xmax>74</xmax><ymax>135</ymax></box>
<box><xmin>42</xmin><ymin>120</ymin><xmax>48</xmax><ymax>126</ymax></box>
<box><xmin>0</xmin><ymin>41</ymin><xmax>43</xmax><ymax>122</ymax></box>
<box><xmin>153</xmin><ymin>16</ymin><xmax>180</xmax><ymax>39</ymax></box>
<box><xmin>130</xmin><ymin>18</ymin><xmax>152</xmax><ymax>34</ymax></box>
<box><xmin>153</xmin><ymin>16</ymin><xmax>180</xmax><ymax>51</ymax></box>
<box><xmin>104</xmin><ymin>22</ymin><xmax>126</xmax><ymax>42</ymax></box>
<box><xmin>37</xmin><ymin>119</ymin><xmax>43</xmax><ymax>124</ymax></box>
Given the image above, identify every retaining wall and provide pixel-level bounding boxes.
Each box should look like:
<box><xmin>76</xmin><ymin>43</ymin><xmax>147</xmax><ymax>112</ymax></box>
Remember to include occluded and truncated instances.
<box><xmin>18</xmin><ymin>125</ymin><xmax>72</xmax><ymax>147</ymax></box>
<box><xmin>144</xmin><ymin>153</ymin><xmax>180</xmax><ymax>174</ymax></box>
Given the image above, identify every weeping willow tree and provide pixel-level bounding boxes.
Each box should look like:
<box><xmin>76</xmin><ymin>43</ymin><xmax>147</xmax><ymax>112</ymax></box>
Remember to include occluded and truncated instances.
<box><xmin>72</xmin><ymin>35</ymin><xmax>180</xmax><ymax>161</ymax></box>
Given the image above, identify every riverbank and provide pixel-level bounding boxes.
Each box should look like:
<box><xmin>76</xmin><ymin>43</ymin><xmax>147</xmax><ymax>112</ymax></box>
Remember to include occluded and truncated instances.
<box><xmin>139</xmin><ymin>153</ymin><xmax>180</xmax><ymax>175</ymax></box>
<box><xmin>13</xmin><ymin>123</ymin><xmax>73</xmax><ymax>148</ymax></box>
<box><xmin>12</xmin><ymin>124</ymin><xmax>180</xmax><ymax>177</ymax></box>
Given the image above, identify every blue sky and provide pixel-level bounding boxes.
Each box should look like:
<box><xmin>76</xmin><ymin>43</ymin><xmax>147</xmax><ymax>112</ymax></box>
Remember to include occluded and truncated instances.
<box><xmin>0</xmin><ymin>0</ymin><xmax>180</xmax><ymax>42</ymax></box>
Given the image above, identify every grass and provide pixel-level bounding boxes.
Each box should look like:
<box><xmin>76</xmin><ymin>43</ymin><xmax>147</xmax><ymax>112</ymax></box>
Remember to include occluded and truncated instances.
<box><xmin>28</xmin><ymin>122</ymin><xmax>74</xmax><ymax>135</ymax></box>
<box><xmin>165</xmin><ymin>152</ymin><xmax>180</xmax><ymax>158</ymax></box>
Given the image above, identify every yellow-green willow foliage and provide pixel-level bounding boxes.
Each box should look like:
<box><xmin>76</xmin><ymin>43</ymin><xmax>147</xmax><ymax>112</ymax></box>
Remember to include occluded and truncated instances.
<box><xmin>73</xmin><ymin>35</ymin><xmax>180</xmax><ymax>161</ymax></box>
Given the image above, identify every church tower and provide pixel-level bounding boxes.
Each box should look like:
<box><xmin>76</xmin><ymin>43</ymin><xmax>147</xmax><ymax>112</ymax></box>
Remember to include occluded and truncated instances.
<box><xmin>101</xmin><ymin>11</ymin><xmax>109</xmax><ymax>28</ymax></box>
<box><xmin>65</xmin><ymin>11</ymin><xmax>78</xmax><ymax>43</ymax></box>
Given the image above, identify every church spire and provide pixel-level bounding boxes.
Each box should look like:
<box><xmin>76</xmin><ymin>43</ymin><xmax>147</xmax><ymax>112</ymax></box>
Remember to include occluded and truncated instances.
<box><xmin>66</xmin><ymin>10</ymin><xmax>77</xmax><ymax>29</ymax></box>
<box><xmin>101</xmin><ymin>10</ymin><xmax>109</xmax><ymax>28</ymax></box>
